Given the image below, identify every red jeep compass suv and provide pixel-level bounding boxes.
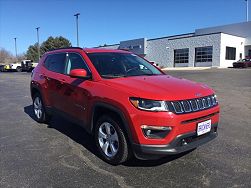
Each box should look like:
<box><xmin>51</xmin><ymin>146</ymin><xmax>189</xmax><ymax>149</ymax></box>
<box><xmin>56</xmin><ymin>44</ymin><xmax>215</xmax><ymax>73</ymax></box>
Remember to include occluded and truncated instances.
<box><xmin>30</xmin><ymin>47</ymin><xmax>220</xmax><ymax>164</ymax></box>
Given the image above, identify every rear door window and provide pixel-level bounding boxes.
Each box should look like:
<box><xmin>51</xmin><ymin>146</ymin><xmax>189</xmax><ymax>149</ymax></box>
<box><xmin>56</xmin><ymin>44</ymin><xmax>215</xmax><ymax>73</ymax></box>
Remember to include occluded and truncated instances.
<box><xmin>44</xmin><ymin>53</ymin><xmax>66</xmax><ymax>74</ymax></box>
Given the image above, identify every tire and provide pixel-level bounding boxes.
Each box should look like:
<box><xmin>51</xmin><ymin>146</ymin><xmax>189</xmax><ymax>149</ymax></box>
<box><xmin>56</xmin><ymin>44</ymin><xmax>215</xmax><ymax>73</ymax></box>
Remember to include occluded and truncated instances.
<box><xmin>16</xmin><ymin>66</ymin><xmax>22</xmax><ymax>72</ymax></box>
<box><xmin>32</xmin><ymin>93</ymin><xmax>51</xmax><ymax>123</ymax></box>
<box><xmin>95</xmin><ymin>115</ymin><xmax>130</xmax><ymax>165</ymax></box>
<box><xmin>27</xmin><ymin>68</ymin><xmax>33</xmax><ymax>72</ymax></box>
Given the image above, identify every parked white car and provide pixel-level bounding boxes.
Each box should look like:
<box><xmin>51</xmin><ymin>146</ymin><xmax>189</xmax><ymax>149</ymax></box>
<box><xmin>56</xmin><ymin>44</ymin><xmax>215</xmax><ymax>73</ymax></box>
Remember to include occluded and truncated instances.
<box><xmin>8</xmin><ymin>62</ymin><xmax>22</xmax><ymax>72</ymax></box>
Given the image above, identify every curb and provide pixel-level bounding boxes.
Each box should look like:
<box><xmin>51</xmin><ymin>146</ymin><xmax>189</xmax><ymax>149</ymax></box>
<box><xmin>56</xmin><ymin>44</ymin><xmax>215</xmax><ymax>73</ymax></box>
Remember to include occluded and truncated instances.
<box><xmin>161</xmin><ymin>67</ymin><xmax>216</xmax><ymax>71</ymax></box>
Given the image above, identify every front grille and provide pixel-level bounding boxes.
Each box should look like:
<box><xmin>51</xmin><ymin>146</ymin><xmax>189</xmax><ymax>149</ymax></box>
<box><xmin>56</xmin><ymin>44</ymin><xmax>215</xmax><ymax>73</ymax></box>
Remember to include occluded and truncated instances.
<box><xmin>167</xmin><ymin>95</ymin><xmax>218</xmax><ymax>114</ymax></box>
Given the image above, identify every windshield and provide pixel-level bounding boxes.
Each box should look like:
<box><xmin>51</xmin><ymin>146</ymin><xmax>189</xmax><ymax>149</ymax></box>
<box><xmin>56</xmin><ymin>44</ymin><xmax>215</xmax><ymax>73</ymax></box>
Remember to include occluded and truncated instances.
<box><xmin>87</xmin><ymin>52</ymin><xmax>162</xmax><ymax>78</ymax></box>
<box><xmin>238</xmin><ymin>59</ymin><xmax>250</xmax><ymax>62</ymax></box>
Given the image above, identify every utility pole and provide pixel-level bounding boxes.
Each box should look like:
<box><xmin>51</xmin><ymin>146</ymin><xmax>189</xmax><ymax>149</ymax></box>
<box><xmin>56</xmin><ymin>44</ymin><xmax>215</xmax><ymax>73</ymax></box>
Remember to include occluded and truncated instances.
<box><xmin>36</xmin><ymin>27</ymin><xmax>40</xmax><ymax>61</ymax></box>
<box><xmin>246</xmin><ymin>0</ymin><xmax>249</xmax><ymax>22</ymax></box>
<box><xmin>74</xmin><ymin>13</ymin><xmax>80</xmax><ymax>47</ymax></box>
<box><xmin>14</xmin><ymin>37</ymin><xmax>17</xmax><ymax>58</ymax></box>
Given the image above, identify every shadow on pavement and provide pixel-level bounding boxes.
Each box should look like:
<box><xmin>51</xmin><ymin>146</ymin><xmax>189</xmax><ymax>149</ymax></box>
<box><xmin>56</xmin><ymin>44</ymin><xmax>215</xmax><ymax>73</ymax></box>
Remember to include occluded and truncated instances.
<box><xmin>124</xmin><ymin>149</ymin><xmax>193</xmax><ymax>167</ymax></box>
<box><xmin>24</xmin><ymin>105</ymin><xmax>192</xmax><ymax>167</ymax></box>
<box><xmin>24</xmin><ymin>105</ymin><xmax>98</xmax><ymax>157</ymax></box>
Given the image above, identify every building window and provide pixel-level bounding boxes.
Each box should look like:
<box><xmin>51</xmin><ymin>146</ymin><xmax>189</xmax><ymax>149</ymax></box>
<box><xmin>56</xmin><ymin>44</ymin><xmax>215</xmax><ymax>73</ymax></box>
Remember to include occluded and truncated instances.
<box><xmin>174</xmin><ymin>48</ymin><xmax>189</xmax><ymax>64</ymax></box>
<box><xmin>225</xmin><ymin>47</ymin><xmax>236</xmax><ymax>60</ymax></box>
<box><xmin>195</xmin><ymin>46</ymin><xmax>213</xmax><ymax>62</ymax></box>
<box><xmin>239</xmin><ymin>53</ymin><xmax>242</xmax><ymax>59</ymax></box>
<box><xmin>248</xmin><ymin>49</ymin><xmax>251</xmax><ymax>57</ymax></box>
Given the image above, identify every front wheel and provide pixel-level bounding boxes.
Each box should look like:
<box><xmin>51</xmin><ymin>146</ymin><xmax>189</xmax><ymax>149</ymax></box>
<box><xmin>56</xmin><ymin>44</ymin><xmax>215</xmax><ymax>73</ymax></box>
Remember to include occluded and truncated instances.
<box><xmin>95</xmin><ymin>115</ymin><xmax>130</xmax><ymax>165</ymax></box>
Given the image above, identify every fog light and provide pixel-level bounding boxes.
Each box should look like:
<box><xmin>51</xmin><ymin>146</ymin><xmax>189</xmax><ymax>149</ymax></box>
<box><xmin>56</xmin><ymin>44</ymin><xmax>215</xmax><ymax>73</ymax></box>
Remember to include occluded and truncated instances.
<box><xmin>181</xmin><ymin>139</ymin><xmax>188</xmax><ymax>146</ymax></box>
<box><xmin>141</xmin><ymin>125</ymin><xmax>172</xmax><ymax>139</ymax></box>
<box><xmin>146</xmin><ymin>129</ymin><xmax>151</xmax><ymax>136</ymax></box>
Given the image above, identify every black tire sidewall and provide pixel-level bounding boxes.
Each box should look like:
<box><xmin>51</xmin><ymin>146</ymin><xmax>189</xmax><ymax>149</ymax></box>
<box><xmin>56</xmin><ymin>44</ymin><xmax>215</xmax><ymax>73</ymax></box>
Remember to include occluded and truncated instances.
<box><xmin>95</xmin><ymin>115</ymin><xmax>128</xmax><ymax>165</ymax></box>
<box><xmin>16</xmin><ymin>67</ymin><xmax>22</xmax><ymax>72</ymax></box>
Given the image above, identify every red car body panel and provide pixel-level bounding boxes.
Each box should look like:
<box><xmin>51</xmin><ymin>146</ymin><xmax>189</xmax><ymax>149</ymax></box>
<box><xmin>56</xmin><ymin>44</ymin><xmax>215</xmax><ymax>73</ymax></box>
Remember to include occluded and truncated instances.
<box><xmin>31</xmin><ymin>48</ymin><xmax>220</xmax><ymax>158</ymax></box>
<box><xmin>233</xmin><ymin>59</ymin><xmax>251</xmax><ymax>68</ymax></box>
<box><xmin>102</xmin><ymin>75</ymin><xmax>214</xmax><ymax>100</ymax></box>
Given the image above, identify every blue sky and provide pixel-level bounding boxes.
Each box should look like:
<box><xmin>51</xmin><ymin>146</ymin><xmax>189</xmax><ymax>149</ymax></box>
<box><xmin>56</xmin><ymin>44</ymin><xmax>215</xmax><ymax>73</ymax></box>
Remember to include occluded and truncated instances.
<box><xmin>0</xmin><ymin>0</ymin><xmax>250</xmax><ymax>55</ymax></box>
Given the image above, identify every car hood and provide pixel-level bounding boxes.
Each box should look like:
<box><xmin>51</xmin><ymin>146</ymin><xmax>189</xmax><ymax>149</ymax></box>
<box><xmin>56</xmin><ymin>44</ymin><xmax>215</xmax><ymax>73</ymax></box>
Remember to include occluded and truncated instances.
<box><xmin>103</xmin><ymin>75</ymin><xmax>214</xmax><ymax>100</ymax></box>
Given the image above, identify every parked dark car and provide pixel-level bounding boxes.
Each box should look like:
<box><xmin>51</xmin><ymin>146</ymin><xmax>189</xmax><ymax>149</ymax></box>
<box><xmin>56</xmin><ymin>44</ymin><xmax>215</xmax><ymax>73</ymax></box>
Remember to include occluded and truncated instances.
<box><xmin>0</xmin><ymin>64</ymin><xmax>5</xmax><ymax>72</ymax></box>
<box><xmin>233</xmin><ymin>59</ymin><xmax>251</xmax><ymax>68</ymax></box>
<box><xmin>21</xmin><ymin>60</ymin><xmax>38</xmax><ymax>72</ymax></box>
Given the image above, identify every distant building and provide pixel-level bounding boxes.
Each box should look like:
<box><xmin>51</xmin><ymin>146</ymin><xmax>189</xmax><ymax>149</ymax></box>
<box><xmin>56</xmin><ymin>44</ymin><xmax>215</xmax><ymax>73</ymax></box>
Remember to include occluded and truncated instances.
<box><xmin>98</xmin><ymin>21</ymin><xmax>251</xmax><ymax>68</ymax></box>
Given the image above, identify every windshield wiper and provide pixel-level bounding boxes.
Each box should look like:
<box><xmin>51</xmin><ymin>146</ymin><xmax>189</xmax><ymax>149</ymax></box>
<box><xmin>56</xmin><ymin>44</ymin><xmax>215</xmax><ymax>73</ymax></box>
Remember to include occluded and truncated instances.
<box><xmin>141</xmin><ymin>73</ymin><xmax>155</xmax><ymax>76</ymax></box>
<box><xmin>101</xmin><ymin>74</ymin><xmax>126</xmax><ymax>79</ymax></box>
<box><xmin>135</xmin><ymin>73</ymin><xmax>158</xmax><ymax>76</ymax></box>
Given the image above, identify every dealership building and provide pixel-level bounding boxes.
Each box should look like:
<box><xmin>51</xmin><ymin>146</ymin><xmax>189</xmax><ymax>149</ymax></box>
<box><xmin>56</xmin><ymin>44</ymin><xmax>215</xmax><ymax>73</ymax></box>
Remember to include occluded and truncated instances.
<box><xmin>98</xmin><ymin>21</ymin><xmax>251</xmax><ymax>68</ymax></box>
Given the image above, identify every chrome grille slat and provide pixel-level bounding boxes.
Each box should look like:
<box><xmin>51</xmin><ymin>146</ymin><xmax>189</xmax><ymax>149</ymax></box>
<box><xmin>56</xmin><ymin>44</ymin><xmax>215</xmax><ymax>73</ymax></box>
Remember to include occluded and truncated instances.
<box><xmin>171</xmin><ymin>102</ymin><xmax>184</xmax><ymax>113</ymax></box>
<box><xmin>181</xmin><ymin>101</ymin><xmax>192</xmax><ymax>112</ymax></box>
<box><xmin>189</xmin><ymin>100</ymin><xmax>199</xmax><ymax>111</ymax></box>
<box><xmin>197</xmin><ymin>99</ymin><xmax>204</xmax><ymax>109</ymax></box>
<box><xmin>170</xmin><ymin>95</ymin><xmax>217</xmax><ymax>114</ymax></box>
<box><xmin>203</xmin><ymin>98</ymin><xmax>209</xmax><ymax>108</ymax></box>
<box><xmin>207</xmin><ymin>97</ymin><xmax>212</xmax><ymax>107</ymax></box>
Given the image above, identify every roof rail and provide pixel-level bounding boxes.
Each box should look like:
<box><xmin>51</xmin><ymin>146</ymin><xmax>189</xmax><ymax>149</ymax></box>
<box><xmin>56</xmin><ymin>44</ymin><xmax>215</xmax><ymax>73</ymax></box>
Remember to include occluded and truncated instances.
<box><xmin>48</xmin><ymin>47</ymin><xmax>83</xmax><ymax>51</ymax></box>
<box><xmin>118</xmin><ymin>48</ymin><xmax>131</xmax><ymax>52</ymax></box>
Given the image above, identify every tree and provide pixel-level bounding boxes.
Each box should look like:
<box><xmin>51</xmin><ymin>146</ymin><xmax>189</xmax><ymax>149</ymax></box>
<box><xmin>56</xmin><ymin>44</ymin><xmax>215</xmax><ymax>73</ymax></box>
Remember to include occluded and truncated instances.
<box><xmin>40</xmin><ymin>36</ymin><xmax>71</xmax><ymax>54</ymax></box>
<box><xmin>0</xmin><ymin>48</ymin><xmax>15</xmax><ymax>64</ymax></box>
<box><xmin>17</xmin><ymin>53</ymin><xmax>26</xmax><ymax>61</ymax></box>
<box><xmin>26</xmin><ymin>43</ymin><xmax>40</xmax><ymax>62</ymax></box>
<box><xmin>26</xmin><ymin>36</ymin><xmax>71</xmax><ymax>62</ymax></box>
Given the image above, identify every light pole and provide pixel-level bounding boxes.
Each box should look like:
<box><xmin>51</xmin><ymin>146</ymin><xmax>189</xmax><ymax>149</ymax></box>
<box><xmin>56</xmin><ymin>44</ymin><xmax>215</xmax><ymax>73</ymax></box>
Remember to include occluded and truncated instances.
<box><xmin>246</xmin><ymin>0</ymin><xmax>249</xmax><ymax>22</ymax></box>
<box><xmin>74</xmin><ymin>13</ymin><xmax>80</xmax><ymax>47</ymax></box>
<box><xmin>36</xmin><ymin>27</ymin><xmax>40</xmax><ymax>61</ymax></box>
<box><xmin>14</xmin><ymin>37</ymin><xmax>17</xmax><ymax>58</ymax></box>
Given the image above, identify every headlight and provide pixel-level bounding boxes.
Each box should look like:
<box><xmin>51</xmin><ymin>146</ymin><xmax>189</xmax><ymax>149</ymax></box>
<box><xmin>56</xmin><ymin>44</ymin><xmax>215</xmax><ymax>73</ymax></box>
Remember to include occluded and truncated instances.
<box><xmin>130</xmin><ymin>98</ymin><xmax>168</xmax><ymax>112</ymax></box>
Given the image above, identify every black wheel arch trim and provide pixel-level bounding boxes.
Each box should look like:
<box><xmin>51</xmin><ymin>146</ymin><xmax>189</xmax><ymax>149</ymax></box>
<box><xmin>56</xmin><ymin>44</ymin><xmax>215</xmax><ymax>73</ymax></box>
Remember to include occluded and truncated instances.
<box><xmin>30</xmin><ymin>82</ymin><xmax>42</xmax><ymax>99</ymax></box>
<box><xmin>30</xmin><ymin>83</ymin><xmax>48</xmax><ymax>111</ymax></box>
<box><xmin>91</xmin><ymin>102</ymin><xmax>134</xmax><ymax>143</ymax></box>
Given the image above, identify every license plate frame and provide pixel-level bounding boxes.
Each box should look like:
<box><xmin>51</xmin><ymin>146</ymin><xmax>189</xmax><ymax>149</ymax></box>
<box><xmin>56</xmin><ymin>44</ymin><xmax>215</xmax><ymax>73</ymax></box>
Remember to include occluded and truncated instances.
<box><xmin>197</xmin><ymin>119</ymin><xmax>211</xmax><ymax>136</ymax></box>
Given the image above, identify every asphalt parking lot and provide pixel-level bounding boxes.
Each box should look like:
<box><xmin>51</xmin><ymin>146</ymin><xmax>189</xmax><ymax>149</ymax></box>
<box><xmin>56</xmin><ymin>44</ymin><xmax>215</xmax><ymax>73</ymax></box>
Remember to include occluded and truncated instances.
<box><xmin>0</xmin><ymin>68</ymin><xmax>250</xmax><ymax>188</ymax></box>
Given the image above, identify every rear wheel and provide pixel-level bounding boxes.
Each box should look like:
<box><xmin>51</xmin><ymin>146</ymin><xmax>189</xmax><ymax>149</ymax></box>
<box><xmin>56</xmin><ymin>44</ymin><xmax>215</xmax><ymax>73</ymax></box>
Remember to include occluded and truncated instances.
<box><xmin>33</xmin><ymin>93</ymin><xmax>51</xmax><ymax>123</ymax></box>
<box><xmin>95</xmin><ymin>115</ymin><xmax>130</xmax><ymax>165</ymax></box>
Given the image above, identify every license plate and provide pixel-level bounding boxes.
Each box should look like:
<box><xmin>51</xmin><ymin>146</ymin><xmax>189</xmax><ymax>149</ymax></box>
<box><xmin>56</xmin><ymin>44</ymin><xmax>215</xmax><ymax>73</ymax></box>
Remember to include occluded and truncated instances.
<box><xmin>197</xmin><ymin>119</ymin><xmax>211</xmax><ymax>136</ymax></box>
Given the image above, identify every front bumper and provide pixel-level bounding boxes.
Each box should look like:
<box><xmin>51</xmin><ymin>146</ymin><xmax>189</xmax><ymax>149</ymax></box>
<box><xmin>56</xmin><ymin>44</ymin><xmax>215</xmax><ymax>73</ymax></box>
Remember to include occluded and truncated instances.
<box><xmin>132</xmin><ymin>123</ymin><xmax>218</xmax><ymax>160</ymax></box>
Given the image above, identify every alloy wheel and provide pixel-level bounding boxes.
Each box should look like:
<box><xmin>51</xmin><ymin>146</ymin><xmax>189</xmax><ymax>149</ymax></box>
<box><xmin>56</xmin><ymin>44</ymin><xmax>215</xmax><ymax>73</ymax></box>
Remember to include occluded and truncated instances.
<box><xmin>33</xmin><ymin>97</ymin><xmax>43</xmax><ymax>119</ymax></box>
<box><xmin>98</xmin><ymin>122</ymin><xmax>119</xmax><ymax>158</ymax></box>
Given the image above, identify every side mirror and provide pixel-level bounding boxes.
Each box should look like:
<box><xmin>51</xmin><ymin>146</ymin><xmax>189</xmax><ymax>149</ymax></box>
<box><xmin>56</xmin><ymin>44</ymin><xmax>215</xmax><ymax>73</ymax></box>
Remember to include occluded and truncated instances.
<box><xmin>69</xmin><ymin>69</ymin><xmax>91</xmax><ymax>79</ymax></box>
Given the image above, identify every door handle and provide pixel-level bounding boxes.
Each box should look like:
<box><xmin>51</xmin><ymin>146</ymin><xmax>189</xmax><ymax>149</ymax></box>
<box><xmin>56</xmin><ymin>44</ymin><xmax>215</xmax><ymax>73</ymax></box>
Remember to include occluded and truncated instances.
<box><xmin>39</xmin><ymin>73</ymin><xmax>44</xmax><ymax>79</ymax></box>
<box><xmin>39</xmin><ymin>74</ymin><xmax>50</xmax><ymax>80</ymax></box>
<box><xmin>59</xmin><ymin>79</ymin><xmax>66</xmax><ymax>84</ymax></box>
